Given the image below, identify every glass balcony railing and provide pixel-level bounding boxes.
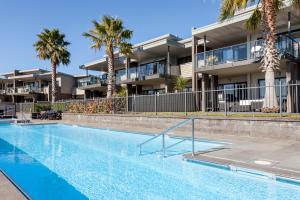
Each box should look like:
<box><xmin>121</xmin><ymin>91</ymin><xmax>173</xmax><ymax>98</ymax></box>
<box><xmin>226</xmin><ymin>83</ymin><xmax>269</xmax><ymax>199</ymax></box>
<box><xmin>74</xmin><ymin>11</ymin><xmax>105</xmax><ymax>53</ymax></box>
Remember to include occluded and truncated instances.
<box><xmin>77</xmin><ymin>77</ymin><xmax>106</xmax><ymax>88</ymax></box>
<box><xmin>197</xmin><ymin>35</ymin><xmax>300</xmax><ymax>69</ymax></box>
<box><xmin>125</xmin><ymin>64</ymin><xmax>166</xmax><ymax>82</ymax></box>
<box><xmin>5</xmin><ymin>86</ymin><xmax>43</xmax><ymax>94</ymax></box>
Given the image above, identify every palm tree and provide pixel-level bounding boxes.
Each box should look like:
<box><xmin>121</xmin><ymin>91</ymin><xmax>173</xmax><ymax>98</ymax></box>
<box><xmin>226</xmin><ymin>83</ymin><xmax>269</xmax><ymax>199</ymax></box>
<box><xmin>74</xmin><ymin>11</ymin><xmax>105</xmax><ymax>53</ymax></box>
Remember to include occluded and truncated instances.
<box><xmin>220</xmin><ymin>0</ymin><xmax>300</xmax><ymax>109</ymax></box>
<box><xmin>34</xmin><ymin>28</ymin><xmax>71</xmax><ymax>103</ymax></box>
<box><xmin>83</xmin><ymin>15</ymin><xmax>133</xmax><ymax>98</ymax></box>
<box><xmin>174</xmin><ymin>76</ymin><xmax>187</xmax><ymax>92</ymax></box>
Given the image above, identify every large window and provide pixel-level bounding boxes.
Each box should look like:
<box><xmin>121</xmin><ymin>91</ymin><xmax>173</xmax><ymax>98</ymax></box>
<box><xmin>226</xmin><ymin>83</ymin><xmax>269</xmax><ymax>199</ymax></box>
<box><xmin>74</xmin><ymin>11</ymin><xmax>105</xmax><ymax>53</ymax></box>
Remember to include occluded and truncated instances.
<box><xmin>218</xmin><ymin>82</ymin><xmax>247</xmax><ymax>101</ymax></box>
<box><xmin>116</xmin><ymin>69</ymin><xmax>126</xmax><ymax>84</ymax></box>
<box><xmin>138</xmin><ymin>60</ymin><xmax>166</xmax><ymax>77</ymax></box>
<box><xmin>258</xmin><ymin>77</ymin><xmax>287</xmax><ymax>99</ymax></box>
<box><xmin>141</xmin><ymin>89</ymin><xmax>165</xmax><ymax>95</ymax></box>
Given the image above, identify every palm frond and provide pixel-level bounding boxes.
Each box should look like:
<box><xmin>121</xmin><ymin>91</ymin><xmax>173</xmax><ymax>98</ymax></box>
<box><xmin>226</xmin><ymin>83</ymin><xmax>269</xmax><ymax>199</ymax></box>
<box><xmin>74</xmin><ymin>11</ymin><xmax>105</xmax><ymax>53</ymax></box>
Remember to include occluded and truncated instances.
<box><xmin>34</xmin><ymin>28</ymin><xmax>71</xmax><ymax>66</ymax></box>
<box><xmin>246</xmin><ymin>8</ymin><xmax>262</xmax><ymax>31</ymax></box>
<box><xmin>120</xmin><ymin>42</ymin><xmax>133</xmax><ymax>57</ymax></box>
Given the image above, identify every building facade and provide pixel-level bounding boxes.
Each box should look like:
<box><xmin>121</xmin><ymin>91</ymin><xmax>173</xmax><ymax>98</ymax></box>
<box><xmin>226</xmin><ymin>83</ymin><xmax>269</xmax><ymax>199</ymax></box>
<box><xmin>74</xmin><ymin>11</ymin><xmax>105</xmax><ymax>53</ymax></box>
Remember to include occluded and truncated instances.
<box><xmin>191</xmin><ymin>3</ymin><xmax>300</xmax><ymax>112</ymax></box>
<box><xmin>0</xmin><ymin>69</ymin><xmax>78</xmax><ymax>103</ymax></box>
<box><xmin>80</xmin><ymin>34</ymin><xmax>193</xmax><ymax>98</ymax></box>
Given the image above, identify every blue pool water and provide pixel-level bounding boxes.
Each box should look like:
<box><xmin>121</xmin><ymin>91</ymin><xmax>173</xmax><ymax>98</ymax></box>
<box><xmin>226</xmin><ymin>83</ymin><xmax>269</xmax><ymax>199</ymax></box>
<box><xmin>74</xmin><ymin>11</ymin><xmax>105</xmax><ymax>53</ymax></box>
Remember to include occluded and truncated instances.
<box><xmin>0</xmin><ymin>124</ymin><xmax>299</xmax><ymax>200</ymax></box>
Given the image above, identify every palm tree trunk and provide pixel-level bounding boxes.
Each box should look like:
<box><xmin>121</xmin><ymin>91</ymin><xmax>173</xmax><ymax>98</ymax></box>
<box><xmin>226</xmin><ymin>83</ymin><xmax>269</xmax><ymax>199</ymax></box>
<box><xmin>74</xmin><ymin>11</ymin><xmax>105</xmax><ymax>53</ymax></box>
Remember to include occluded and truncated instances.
<box><xmin>107</xmin><ymin>49</ymin><xmax>115</xmax><ymax>98</ymax></box>
<box><xmin>51</xmin><ymin>63</ymin><xmax>57</xmax><ymax>103</ymax></box>
<box><xmin>262</xmin><ymin>0</ymin><xmax>279</xmax><ymax>109</ymax></box>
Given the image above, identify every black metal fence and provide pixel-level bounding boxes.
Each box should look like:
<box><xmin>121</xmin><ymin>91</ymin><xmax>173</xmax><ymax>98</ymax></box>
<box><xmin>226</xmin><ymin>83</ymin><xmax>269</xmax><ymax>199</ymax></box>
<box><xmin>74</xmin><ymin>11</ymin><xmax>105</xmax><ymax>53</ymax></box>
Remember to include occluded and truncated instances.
<box><xmin>0</xmin><ymin>103</ymin><xmax>16</xmax><ymax>117</ymax></box>
<box><xmin>16</xmin><ymin>83</ymin><xmax>300</xmax><ymax>115</ymax></box>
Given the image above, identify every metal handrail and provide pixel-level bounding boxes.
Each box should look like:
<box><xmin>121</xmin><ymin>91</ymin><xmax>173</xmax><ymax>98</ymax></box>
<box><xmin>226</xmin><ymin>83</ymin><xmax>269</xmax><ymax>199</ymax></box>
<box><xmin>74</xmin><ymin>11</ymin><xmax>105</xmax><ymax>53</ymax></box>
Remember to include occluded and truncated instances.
<box><xmin>138</xmin><ymin>118</ymin><xmax>196</xmax><ymax>157</ymax></box>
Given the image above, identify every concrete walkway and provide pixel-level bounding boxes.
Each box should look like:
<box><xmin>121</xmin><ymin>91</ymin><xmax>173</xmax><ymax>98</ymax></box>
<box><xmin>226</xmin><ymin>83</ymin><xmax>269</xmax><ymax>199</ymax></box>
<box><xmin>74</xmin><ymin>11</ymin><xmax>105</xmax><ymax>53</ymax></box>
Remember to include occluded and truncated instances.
<box><xmin>182</xmin><ymin>134</ymin><xmax>300</xmax><ymax>180</ymax></box>
<box><xmin>0</xmin><ymin>171</ymin><xmax>28</xmax><ymax>200</ymax></box>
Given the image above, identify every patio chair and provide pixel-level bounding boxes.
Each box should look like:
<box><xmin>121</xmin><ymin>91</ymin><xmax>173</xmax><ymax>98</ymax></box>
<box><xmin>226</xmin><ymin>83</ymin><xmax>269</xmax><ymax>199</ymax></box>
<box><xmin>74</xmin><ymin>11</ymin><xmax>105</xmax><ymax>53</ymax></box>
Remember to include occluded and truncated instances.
<box><xmin>251</xmin><ymin>101</ymin><xmax>263</xmax><ymax>112</ymax></box>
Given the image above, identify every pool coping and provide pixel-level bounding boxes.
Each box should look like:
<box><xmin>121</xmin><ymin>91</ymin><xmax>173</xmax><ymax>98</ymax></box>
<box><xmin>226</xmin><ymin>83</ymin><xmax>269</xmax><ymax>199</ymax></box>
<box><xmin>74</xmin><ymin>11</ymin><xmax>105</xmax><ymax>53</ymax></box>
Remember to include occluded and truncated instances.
<box><xmin>184</xmin><ymin>154</ymin><xmax>300</xmax><ymax>186</ymax></box>
<box><xmin>0</xmin><ymin>170</ymin><xmax>31</xmax><ymax>200</ymax></box>
<box><xmin>18</xmin><ymin>121</ymin><xmax>229</xmax><ymax>146</ymax></box>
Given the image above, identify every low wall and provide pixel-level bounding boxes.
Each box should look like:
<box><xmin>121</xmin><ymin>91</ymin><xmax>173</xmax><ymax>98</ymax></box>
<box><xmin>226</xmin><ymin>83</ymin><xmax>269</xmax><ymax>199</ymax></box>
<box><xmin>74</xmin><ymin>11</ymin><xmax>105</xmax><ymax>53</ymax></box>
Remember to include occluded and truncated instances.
<box><xmin>62</xmin><ymin>113</ymin><xmax>300</xmax><ymax>140</ymax></box>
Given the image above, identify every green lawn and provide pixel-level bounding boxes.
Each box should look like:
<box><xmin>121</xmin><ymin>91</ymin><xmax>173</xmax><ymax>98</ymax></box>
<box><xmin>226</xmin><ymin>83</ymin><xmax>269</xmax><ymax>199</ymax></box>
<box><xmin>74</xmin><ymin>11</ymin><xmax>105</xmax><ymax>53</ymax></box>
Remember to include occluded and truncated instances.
<box><xmin>127</xmin><ymin>112</ymin><xmax>300</xmax><ymax>118</ymax></box>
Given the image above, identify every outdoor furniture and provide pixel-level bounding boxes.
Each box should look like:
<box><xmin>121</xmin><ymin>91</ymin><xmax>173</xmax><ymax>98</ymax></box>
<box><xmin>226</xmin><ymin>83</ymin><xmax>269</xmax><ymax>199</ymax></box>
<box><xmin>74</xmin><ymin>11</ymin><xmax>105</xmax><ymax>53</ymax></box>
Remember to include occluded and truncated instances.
<box><xmin>31</xmin><ymin>112</ymin><xmax>41</xmax><ymax>119</ymax></box>
<box><xmin>39</xmin><ymin>110</ymin><xmax>62</xmax><ymax>120</ymax></box>
<box><xmin>251</xmin><ymin>101</ymin><xmax>264</xmax><ymax>112</ymax></box>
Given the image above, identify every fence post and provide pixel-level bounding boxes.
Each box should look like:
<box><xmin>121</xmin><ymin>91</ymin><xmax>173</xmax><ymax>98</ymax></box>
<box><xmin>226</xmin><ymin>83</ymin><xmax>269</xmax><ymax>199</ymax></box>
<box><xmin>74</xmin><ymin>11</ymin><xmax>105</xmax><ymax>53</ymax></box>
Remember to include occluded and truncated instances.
<box><xmin>224</xmin><ymin>89</ymin><xmax>227</xmax><ymax>116</ymax></box>
<box><xmin>192</xmin><ymin>118</ymin><xmax>195</xmax><ymax>156</ymax></box>
<box><xmin>133</xmin><ymin>94</ymin><xmax>136</xmax><ymax>113</ymax></box>
<box><xmin>155</xmin><ymin>93</ymin><xmax>157</xmax><ymax>115</ymax></box>
<box><xmin>185</xmin><ymin>92</ymin><xmax>187</xmax><ymax>116</ymax></box>
<box><xmin>280</xmin><ymin>81</ymin><xmax>282</xmax><ymax>117</ymax></box>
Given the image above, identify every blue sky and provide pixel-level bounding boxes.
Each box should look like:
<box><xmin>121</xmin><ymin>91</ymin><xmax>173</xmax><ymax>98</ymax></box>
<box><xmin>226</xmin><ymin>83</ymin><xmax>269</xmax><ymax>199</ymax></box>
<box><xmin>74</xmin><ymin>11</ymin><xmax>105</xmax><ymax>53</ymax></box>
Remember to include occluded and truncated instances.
<box><xmin>0</xmin><ymin>0</ymin><xmax>221</xmax><ymax>75</ymax></box>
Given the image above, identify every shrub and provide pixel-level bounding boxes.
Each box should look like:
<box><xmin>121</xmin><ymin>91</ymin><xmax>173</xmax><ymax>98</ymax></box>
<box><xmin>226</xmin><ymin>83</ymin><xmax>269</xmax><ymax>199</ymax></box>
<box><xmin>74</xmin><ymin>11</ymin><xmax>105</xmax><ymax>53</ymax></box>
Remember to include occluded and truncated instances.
<box><xmin>34</xmin><ymin>104</ymin><xmax>51</xmax><ymax>112</ymax></box>
<box><xmin>65</xmin><ymin>98</ymin><xmax>126</xmax><ymax>114</ymax></box>
<box><xmin>261</xmin><ymin>106</ymin><xmax>280</xmax><ymax>113</ymax></box>
<box><xmin>52</xmin><ymin>102</ymin><xmax>67</xmax><ymax>111</ymax></box>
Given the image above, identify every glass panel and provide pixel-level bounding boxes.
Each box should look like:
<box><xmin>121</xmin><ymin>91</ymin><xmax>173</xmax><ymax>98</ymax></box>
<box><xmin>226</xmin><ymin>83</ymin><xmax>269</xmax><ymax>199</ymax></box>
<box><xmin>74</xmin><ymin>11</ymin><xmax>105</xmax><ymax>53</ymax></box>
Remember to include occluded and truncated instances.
<box><xmin>158</xmin><ymin>62</ymin><xmax>165</xmax><ymax>75</ymax></box>
<box><xmin>223</xmin><ymin>47</ymin><xmax>233</xmax><ymax>63</ymax></box>
<box><xmin>197</xmin><ymin>53</ymin><xmax>204</xmax><ymax>68</ymax></box>
<box><xmin>116</xmin><ymin>69</ymin><xmax>126</xmax><ymax>84</ymax></box>
<box><xmin>146</xmin><ymin>63</ymin><xmax>154</xmax><ymax>76</ymax></box>
<box><xmin>197</xmin><ymin>35</ymin><xmax>299</xmax><ymax>67</ymax></box>
<box><xmin>233</xmin><ymin>43</ymin><xmax>247</xmax><ymax>61</ymax></box>
<box><xmin>258</xmin><ymin>78</ymin><xmax>287</xmax><ymax>99</ymax></box>
<box><xmin>128</xmin><ymin>67</ymin><xmax>137</xmax><ymax>80</ymax></box>
<box><xmin>138</xmin><ymin>65</ymin><xmax>146</xmax><ymax>80</ymax></box>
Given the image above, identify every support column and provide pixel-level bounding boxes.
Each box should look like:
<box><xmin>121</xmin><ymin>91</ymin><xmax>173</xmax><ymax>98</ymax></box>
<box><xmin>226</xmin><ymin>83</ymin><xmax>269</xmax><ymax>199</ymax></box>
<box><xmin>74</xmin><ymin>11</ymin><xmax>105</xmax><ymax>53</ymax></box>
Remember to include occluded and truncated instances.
<box><xmin>84</xmin><ymin>90</ymin><xmax>87</xmax><ymax>101</ymax></box>
<box><xmin>210</xmin><ymin>75</ymin><xmax>218</xmax><ymax>111</ymax></box>
<box><xmin>126</xmin><ymin>57</ymin><xmax>130</xmax><ymax>80</ymax></box>
<box><xmin>126</xmin><ymin>84</ymin><xmax>133</xmax><ymax>96</ymax></box>
<box><xmin>167</xmin><ymin>46</ymin><xmax>171</xmax><ymax>76</ymax></box>
<box><xmin>247</xmin><ymin>34</ymin><xmax>251</xmax><ymax>59</ymax></box>
<box><xmin>192</xmin><ymin>35</ymin><xmax>199</xmax><ymax>92</ymax></box>
<box><xmin>247</xmin><ymin>73</ymin><xmax>251</xmax><ymax>98</ymax></box>
<box><xmin>136</xmin><ymin>85</ymin><xmax>142</xmax><ymax>95</ymax></box>
<box><xmin>201</xmin><ymin>73</ymin><xmax>209</xmax><ymax>112</ymax></box>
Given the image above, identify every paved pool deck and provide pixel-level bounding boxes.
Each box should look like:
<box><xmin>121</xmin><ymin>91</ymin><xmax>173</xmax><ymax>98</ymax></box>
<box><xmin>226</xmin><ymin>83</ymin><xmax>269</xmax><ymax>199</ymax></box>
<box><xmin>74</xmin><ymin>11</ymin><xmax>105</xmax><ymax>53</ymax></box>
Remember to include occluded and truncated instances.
<box><xmin>0</xmin><ymin>171</ymin><xmax>28</xmax><ymax>200</ymax></box>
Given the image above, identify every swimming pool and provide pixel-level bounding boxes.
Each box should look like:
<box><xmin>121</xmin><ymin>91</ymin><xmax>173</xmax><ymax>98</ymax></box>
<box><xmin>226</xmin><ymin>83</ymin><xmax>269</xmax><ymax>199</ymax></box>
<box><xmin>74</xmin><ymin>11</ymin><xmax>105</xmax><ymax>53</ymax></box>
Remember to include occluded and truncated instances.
<box><xmin>0</xmin><ymin>123</ymin><xmax>299</xmax><ymax>200</ymax></box>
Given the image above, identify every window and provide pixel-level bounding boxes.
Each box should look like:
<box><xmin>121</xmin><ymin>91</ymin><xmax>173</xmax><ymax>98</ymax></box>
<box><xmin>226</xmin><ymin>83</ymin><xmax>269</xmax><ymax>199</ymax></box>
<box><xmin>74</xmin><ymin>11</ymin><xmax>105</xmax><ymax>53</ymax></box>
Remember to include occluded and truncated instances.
<box><xmin>218</xmin><ymin>82</ymin><xmax>247</xmax><ymax>101</ymax></box>
<box><xmin>258</xmin><ymin>77</ymin><xmax>287</xmax><ymax>99</ymax></box>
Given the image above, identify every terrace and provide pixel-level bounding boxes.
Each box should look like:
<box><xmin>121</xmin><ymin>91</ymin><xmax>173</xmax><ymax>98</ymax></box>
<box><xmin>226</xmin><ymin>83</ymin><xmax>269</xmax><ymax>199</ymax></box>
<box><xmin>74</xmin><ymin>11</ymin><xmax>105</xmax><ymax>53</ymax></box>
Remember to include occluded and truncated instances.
<box><xmin>77</xmin><ymin>76</ymin><xmax>107</xmax><ymax>90</ymax></box>
<box><xmin>120</xmin><ymin>61</ymin><xmax>168</xmax><ymax>85</ymax></box>
<box><xmin>196</xmin><ymin>35</ymin><xmax>300</xmax><ymax>72</ymax></box>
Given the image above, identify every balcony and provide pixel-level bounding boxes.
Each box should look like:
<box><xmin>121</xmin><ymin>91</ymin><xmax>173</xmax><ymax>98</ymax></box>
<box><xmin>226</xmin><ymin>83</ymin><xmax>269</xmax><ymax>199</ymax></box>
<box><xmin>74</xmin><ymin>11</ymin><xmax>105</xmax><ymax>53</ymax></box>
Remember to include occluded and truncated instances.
<box><xmin>121</xmin><ymin>64</ymin><xmax>167</xmax><ymax>85</ymax></box>
<box><xmin>5</xmin><ymin>86</ymin><xmax>44</xmax><ymax>95</ymax></box>
<box><xmin>196</xmin><ymin>35</ymin><xmax>300</xmax><ymax>69</ymax></box>
<box><xmin>77</xmin><ymin>77</ymin><xmax>107</xmax><ymax>90</ymax></box>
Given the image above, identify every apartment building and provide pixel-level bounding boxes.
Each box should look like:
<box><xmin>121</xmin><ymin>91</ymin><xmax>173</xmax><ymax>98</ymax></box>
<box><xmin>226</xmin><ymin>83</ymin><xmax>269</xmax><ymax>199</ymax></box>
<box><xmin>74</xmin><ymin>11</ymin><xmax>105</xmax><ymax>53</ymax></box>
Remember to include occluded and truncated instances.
<box><xmin>191</xmin><ymin>3</ymin><xmax>300</xmax><ymax>112</ymax></box>
<box><xmin>79</xmin><ymin>34</ymin><xmax>193</xmax><ymax>98</ymax></box>
<box><xmin>0</xmin><ymin>68</ymin><xmax>77</xmax><ymax>103</ymax></box>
